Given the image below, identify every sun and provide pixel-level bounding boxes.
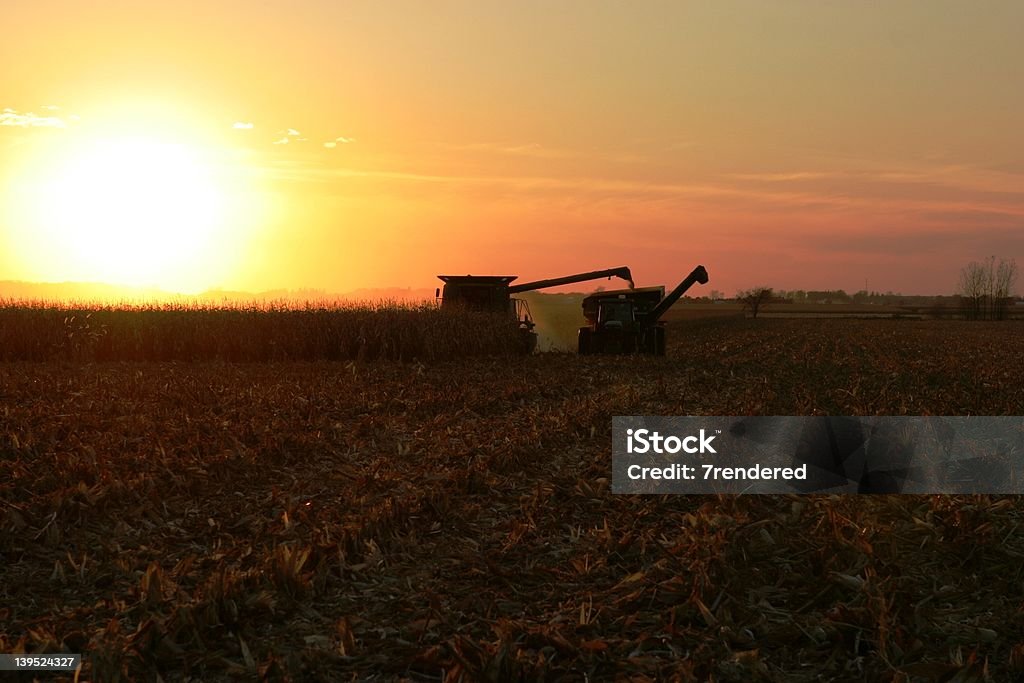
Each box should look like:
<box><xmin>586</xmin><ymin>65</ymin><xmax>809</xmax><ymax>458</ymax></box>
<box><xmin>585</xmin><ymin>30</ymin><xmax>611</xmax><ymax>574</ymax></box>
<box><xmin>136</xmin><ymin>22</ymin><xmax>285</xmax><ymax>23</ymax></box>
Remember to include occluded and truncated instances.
<box><xmin>9</xmin><ymin>131</ymin><xmax>242</xmax><ymax>293</ymax></box>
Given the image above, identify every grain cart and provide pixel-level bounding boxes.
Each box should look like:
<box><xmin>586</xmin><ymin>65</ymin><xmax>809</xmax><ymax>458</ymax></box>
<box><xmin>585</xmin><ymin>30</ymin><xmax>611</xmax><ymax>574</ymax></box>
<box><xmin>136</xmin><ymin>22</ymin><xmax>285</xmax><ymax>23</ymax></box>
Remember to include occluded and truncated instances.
<box><xmin>436</xmin><ymin>267</ymin><xmax>634</xmax><ymax>353</ymax></box>
<box><xmin>578</xmin><ymin>265</ymin><xmax>709</xmax><ymax>355</ymax></box>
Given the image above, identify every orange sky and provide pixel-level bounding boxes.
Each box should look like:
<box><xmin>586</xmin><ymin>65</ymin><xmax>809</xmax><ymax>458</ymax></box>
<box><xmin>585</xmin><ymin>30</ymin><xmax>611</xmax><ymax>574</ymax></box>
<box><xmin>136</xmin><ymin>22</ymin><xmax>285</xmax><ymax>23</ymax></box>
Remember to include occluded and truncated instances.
<box><xmin>1</xmin><ymin>1</ymin><xmax>1022</xmax><ymax>296</ymax></box>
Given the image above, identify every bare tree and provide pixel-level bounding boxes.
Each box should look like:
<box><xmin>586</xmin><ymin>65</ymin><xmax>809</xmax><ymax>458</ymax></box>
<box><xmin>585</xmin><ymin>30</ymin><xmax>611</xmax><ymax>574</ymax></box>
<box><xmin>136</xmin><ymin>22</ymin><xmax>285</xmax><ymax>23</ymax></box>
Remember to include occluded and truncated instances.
<box><xmin>994</xmin><ymin>257</ymin><xmax>1018</xmax><ymax>320</ymax></box>
<box><xmin>959</xmin><ymin>261</ymin><xmax>985</xmax><ymax>320</ymax></box>
<box><xmin>958</xmin><ymin>257</ymin><xmax>1017</xmax><ymax>320</ymax></box>
<box><xmin>737</xmin><ymin>287</ymin><xmax>773</xmax><ymax>318</ymax></box>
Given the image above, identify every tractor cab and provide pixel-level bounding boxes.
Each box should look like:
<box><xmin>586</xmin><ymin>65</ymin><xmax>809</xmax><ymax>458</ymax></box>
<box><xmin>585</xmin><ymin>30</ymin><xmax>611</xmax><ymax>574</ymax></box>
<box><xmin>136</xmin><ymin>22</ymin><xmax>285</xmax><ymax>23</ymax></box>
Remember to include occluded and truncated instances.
<box><xmin>596</xmin><ymin>298</ymin><xmax>637</xmax><ymax>328</ymax></box>
<box><xmin>580</xmin><ymin>288</ymin><xmax>663</xmax><ymax>355</ymax></box>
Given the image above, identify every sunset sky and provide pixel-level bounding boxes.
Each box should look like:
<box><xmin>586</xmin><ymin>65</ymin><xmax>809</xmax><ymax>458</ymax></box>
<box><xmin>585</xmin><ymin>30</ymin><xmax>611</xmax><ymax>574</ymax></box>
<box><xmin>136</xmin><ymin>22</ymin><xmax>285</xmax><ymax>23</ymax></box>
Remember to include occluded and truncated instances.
<box><xmin>2</xmin><ymin>1</ymin><xmax>1022</xmax><ymax>296</ymax></box>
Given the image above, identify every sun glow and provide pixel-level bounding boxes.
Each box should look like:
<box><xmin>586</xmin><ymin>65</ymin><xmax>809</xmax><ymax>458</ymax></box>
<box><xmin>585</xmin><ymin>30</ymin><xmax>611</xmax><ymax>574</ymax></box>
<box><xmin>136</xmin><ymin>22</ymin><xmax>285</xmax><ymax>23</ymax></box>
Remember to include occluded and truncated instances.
<box><xmin>7</xmin><ymin>130</ymin><xmax>256</xmax><ymax>294</ymax></box>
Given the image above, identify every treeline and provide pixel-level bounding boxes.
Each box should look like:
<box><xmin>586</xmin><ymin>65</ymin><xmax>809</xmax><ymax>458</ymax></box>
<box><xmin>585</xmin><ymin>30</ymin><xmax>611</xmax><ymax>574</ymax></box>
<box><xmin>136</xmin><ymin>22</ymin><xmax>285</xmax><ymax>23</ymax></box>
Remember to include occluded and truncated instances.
<box><xmin>772</xmin><ymin>290</ymin><xmax>959</xmax><ymax>306</ymax></box>
<box><xmin>707</xmin><ymin>290</ymin><xmax>999</xmax><ymax>308</ymax></box>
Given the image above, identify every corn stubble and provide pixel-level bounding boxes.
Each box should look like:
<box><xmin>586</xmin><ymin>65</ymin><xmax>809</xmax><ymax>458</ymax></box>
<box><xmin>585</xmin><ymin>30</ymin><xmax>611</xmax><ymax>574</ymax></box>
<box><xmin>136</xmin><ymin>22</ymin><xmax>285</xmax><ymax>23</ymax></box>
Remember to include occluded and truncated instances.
<box><xmin>1</xmin><ymin>317</ymin><xmax>1023</xmax><ymax>681</ymax></box>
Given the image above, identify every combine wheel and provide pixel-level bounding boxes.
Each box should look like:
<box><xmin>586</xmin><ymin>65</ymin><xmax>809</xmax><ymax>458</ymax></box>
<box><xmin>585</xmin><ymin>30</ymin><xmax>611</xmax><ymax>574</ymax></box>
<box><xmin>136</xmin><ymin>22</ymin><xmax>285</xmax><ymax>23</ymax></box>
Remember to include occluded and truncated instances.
<box><xmin>578</xmin><ymin>327</ymin><xmax>592</xmax><ymax>355</ymax></box>
<box><xmin>520</xmin><ymin>329</ymin><xmax>539</xmax><ymax>354</ymax></box>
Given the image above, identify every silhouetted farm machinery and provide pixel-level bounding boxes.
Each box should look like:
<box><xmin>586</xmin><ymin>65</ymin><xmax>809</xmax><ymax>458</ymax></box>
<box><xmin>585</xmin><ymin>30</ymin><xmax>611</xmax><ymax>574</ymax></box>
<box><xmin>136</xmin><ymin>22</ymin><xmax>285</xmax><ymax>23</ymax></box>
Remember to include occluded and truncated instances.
<box><xmin>435</xmin><ymin>264</ymin><xmax>708</xmax><ymax>355</ymax></box>
<box><xmin>436</xmin><ymin>267</ymin><xmax>634</xmax><ymax>353</ymax></box>
<box><xmin>578</xmin><ymin>265</ymin><xmax>709</xmax><ymax>355</ymax></box>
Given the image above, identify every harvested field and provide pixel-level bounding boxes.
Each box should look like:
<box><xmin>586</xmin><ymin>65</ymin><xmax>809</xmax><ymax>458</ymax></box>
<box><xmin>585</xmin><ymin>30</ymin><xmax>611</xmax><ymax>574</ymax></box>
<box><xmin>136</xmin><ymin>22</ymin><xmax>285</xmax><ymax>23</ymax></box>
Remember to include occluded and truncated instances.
<box><xmin>3</xmin><ymin>317</ymin><xmax>1024</xmax><ymax>681</ymax></box>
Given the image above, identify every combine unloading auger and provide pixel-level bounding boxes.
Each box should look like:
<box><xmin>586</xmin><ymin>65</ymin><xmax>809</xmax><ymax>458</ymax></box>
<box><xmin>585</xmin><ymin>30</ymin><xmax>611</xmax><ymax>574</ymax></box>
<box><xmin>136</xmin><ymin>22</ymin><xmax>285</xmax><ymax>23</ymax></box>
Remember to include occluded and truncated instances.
<box><xmin>436</xmin><ymin>267</ymin><xmax>634</xmax><ymax>353</ymax></box>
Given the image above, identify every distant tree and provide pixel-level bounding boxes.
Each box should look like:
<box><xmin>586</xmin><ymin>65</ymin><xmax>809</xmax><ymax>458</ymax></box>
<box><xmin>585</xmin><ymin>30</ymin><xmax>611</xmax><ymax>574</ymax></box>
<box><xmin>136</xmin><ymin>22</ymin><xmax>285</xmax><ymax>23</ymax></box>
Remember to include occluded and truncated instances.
<box><xmin>737</xmin><ymin>287</ymin><xmax>773</xmax><ymax>318</ymax></box>
<box><xmin>807</xmin><ymin>289</ymin><xmax>851</xmax><ymax>304</ymax></box>
<box><xmin>959</xmin><ymin>256</ymin><xmax>1017</xmax><ymax>320</ymax></box>
<box><xmin>995</xmin><ymin>258</ymin><xmax>1018</xmax><ymax>319</ymax></box>
<box><xmin>959</xmin><ymin>262</ymin><xmax>985</xmax><ymax>320</ymax></box>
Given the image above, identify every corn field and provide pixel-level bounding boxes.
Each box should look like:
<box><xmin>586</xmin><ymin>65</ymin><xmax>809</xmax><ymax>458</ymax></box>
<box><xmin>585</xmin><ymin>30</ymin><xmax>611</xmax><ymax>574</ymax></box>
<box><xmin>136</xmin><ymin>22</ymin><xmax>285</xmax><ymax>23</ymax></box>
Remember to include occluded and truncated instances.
<box><xmin>0</xmin><ymin>299</ymin><xmax>527</xmax><ymax>362</ymax></box>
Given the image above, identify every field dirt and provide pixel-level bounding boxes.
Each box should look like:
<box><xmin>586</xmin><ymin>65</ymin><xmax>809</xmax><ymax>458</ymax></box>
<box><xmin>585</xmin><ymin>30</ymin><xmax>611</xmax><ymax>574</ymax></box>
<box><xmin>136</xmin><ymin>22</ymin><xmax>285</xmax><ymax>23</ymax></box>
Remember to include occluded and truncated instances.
<box><xmin>3</xmin><ymin>318</ymin><xmax>1024</xmax><ymax>681</ymax></box>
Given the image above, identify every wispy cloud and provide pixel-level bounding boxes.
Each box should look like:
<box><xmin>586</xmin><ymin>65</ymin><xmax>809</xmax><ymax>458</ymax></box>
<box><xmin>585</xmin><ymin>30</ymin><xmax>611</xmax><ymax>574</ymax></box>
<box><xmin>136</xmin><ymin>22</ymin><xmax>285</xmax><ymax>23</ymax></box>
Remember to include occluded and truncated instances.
<box><xmin>730</xmin><ymin>171</ymin><xmax>834</xmax><ymax>182</ymax></box>
<box><xmin>257</xmin><ymin>157</ymin><xmax>1024</xmax><ymax>226</ymax></box>
<box><xmin>261</xmin><ymin>164</ymin><xmax>829</xmax><ymax>207</ymax></box>
<box><xmin>724</xmin><ymin>163</ymin><xmax>1024</xmax><ymax>216</ymax></box>
<box><xmin>232</xmin><ymin>121</ymin><xmax>254</xmax><ymax>130</ymax></box>
<box><xmin>444</xmin><ymin>140</ymin><xmax>653</xmax><ymax>165</ymax></box>
<box><xmin>272</xmin><ymin>128</ymin><xmax>307</xmax><ymax>145</ymax></box>
<box><xmin>451</xmin><ymin>141</ymin><xmax>572</xmax><ymax>159</ymax></box>
<box><xmin>323</xmin><ymin>135</ymin><xmax>355</xmax><ymax>149</ymax></box>
<box><xmin>0</xmin><ymin>107</ymin><xmax>71</xmax><ymax>128</ymax></box>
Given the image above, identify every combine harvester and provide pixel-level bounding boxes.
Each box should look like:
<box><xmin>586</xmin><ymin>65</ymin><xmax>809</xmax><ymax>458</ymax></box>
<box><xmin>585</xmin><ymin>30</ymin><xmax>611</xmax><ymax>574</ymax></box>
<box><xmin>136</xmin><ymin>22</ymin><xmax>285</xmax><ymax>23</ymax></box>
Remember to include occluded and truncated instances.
<box><xmin>578</xmin><ymin>265</ymin><xmax>709</xmax><ymax>355</ymax></box>
<box><xmin>436</xmin><ymin>267</ymin><xmax>634</xmax><ymax>353</ymax></box>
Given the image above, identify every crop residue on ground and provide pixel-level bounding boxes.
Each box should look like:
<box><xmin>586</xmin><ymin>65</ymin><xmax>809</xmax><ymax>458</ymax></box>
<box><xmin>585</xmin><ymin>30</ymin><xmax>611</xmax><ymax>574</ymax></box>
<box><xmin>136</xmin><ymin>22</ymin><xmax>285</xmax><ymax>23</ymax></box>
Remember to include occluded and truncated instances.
<box><xmin>2</xmin><ymin>317</ymin><xmax>1023</xmax><ymax>680</ymax></box>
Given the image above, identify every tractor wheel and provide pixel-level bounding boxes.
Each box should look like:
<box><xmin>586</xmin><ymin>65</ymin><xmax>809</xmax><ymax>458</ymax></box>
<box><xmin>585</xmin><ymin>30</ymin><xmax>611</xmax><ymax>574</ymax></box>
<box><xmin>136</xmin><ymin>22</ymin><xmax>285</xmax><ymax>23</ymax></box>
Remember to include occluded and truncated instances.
<box><xmin>578</xmin><ymin>327</ymin><xmax>591</xmax><ymax>355</ymax></box>
<box><xmin>639</xmin><ymin>330</ymin><xmax>654</xmax><ymax>354</ymax></box>
<box><xmin>653</xmin><ymin>326</ymin><xmax>666</xmax><ymax>356</ymax></box>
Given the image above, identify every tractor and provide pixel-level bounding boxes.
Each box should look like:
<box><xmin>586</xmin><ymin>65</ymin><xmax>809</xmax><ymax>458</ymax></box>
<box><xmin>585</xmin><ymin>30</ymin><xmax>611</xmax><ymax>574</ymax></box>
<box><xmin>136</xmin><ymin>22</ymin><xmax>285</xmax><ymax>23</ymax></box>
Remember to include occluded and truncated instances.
<box><xmin>578</xmin><ymin>265</ymin><xmax>709</xmax><ymax>355</ymax></box>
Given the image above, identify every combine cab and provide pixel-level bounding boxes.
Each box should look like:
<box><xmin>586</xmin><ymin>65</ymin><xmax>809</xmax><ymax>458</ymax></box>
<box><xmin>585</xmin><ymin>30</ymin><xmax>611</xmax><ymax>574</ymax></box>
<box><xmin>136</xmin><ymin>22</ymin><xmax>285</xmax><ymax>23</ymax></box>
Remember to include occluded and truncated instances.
<box><xmin>578</xmin><ymin>265</ymin><xmax>709</xmax><ymax>356</ymax></box>
<box><xmin>437</xmin><ymin>267</ymin><xmax>634</xmax><ymax>353</ymax></box>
